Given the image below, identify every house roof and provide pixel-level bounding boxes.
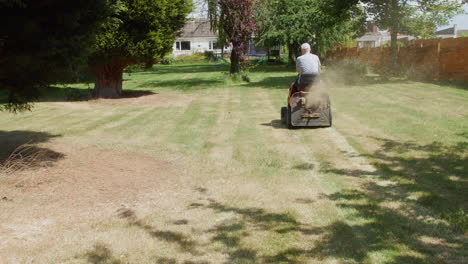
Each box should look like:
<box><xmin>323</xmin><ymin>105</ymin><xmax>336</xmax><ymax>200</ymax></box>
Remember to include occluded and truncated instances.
<box><xmin>357</xmin><ymin>33</ymin><xmax>384</xmax><ymax>42</ymax></box>
<box><xmin>178</xmin><ymin>19</ymin><xmax>216</xmax><ymax>38</ymax></box>
<box><xmin>436</xmin><ymin>26</ymin><xmax>455</xmax><ymax>35</ymax></box>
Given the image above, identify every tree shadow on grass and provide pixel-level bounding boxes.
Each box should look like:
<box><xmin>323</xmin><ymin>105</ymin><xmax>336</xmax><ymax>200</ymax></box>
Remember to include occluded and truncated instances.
<box><xmin>318</xmin><ymin>186</ymin><xmax>466</xmax><ymax>264</ymax></box>
<box><xmin>243</xmin><ymin>76</ymin><xmax>293</xmax><ymax>89</ymax></box>
<box><xmin>117</xmin><ymin>208</ymin><xmax>201</xmax><ymax>256</ymax></box>
<box><xmin>113</xmin><ymin>171</ymin><xmax>466</xmax><ymax>264</ymax></box>
<box><xmin>0</xmin><ymin>130</ymin><xmax>63</xmax><ymax>169</ymax></box>
<box><xmin>316</xmin><ymin>137</ymin><xmax>468</xmax><ymax>263</ymax></box>
<box><xmin>192</xmin><ymin>139</ymin><xmax>466</xmax><ymax>263</ymax></box>
<box><xmin>82</xmin><ymin>243</ymin><xmax>123</xmax><ymax>264</ymax></box>
<box><xmin>249</xmin><ymin>65</ymin><xmax>294</xmax><ymax>73</ymax></box>
<box><xmin>187</xmin><ymin>197</ymin><xmax>322</xmax><ymax>263</ymax></box>
<box><xmin>37</xmin><ymin>86</ymin><xmax>156</xmax><ymax>103</ymax></box>
<box><xmin>137</xmin><ymin>78</ymin><xmax>224</xmax><ymax>91</ymax></box>
<box><xmin>323</xmin><ymin>137</ymin><xmax>467</xmax><ymax>230</ymax></box>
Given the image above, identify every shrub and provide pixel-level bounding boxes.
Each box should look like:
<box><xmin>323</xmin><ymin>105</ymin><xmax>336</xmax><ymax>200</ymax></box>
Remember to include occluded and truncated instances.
<box><xmin>159</xmin><ymin>55</ymin><xmax>175</xmax><ymax>65</ymax></box>
<box><xmin>174</xmin><ymin>53</ymin><xmax>205</xmax><ymax>64</ymax></box>
<box><xmin>204</xmin><ymin>51</ymin><xmax>218</xmax><ymax>62</ymax></box>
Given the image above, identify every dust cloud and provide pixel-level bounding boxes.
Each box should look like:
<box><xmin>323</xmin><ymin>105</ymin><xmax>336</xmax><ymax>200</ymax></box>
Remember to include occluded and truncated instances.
<box><xmin>304</xmin><ymin>68</ymin><xmax>346</xmax><ymax>110</ymax></box>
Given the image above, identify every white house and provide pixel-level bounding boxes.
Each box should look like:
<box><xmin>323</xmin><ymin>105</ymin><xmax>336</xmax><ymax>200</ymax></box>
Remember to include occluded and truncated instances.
<box><xmin>356</xmin><ymin>24</ymin><xmax>414</xmax><ymax>48</ymax></box>
<box><xmin>172</xmin><ymin>19</ymin><xmax>229</xmax><ymax>56</ymax></box>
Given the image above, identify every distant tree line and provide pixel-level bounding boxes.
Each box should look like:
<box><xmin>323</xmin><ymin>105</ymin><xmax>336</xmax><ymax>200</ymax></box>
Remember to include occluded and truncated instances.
<box><xmin>254</xmin><ymin>0</ymin><xmax>464</xmax><ymax>71</ymax></box>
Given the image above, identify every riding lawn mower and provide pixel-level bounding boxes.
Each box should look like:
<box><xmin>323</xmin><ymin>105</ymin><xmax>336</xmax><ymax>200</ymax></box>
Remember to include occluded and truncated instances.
<box><xmin>281</xmin><ymin>74</ymin><xmax>332</xmax><ymax>128</ymax></box>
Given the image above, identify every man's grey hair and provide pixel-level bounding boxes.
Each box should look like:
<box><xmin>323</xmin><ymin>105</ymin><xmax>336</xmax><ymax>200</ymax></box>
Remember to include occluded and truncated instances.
<box><xmin>301</xmin><ymin>43</ymin><xmax>311</xmax><ymax>50</ymax></box>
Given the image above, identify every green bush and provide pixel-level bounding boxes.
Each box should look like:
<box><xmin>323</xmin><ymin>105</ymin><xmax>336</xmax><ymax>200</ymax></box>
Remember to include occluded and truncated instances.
<box><xmin>204</xmin><ymin>51</ymin><xmax>218</xmax><ymax>62</ymax></box>
<box><xmin>159</xmin><ymin>55</ymin><xmax>175</xmax><ymax>65</ymax></box>
<box><xmin>174</xmin><ymin>53</ymin><xmax>205</xmax><ymax>63</ymax></box>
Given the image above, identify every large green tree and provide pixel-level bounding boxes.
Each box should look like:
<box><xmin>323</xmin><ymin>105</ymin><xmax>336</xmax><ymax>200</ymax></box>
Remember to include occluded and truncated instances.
<box><xmin>89</xmin><ymin>0</ymin><xmax>192</xmax><ymax>98</ymax></box>
<box><xmin>256</xmin><ymin>0</ymin><xmax>364</xmax><ymax>64</ymax></box>
<box><xmin>363</xmin><ymin>0</ymin><xmax>464</xmax><ymax>72</ymax></box>
<box><xmin>0</xmin><ymin>0</ymin><xmax>110</xmax><ymax>112</ymax></box>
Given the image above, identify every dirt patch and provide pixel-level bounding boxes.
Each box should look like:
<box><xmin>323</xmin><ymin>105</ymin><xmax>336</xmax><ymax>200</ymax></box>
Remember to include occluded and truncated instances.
<box><xmin>0</xmin><ymin>145</ymin><xmax>178</xmax><ymax>250</ymax></box>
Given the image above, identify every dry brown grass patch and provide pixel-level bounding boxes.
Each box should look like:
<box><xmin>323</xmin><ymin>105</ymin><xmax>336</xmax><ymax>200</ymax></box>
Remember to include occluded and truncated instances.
<box><xmin>0</xmin><ymin>144</ymin><xmax>64</xmax><ymax>176</ymax></box>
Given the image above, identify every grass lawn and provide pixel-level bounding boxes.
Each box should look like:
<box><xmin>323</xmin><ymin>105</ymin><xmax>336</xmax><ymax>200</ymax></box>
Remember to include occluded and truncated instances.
<box><xmin>0</xmin><ymin>63</ymin><xmax>467</xmax><ymax>264</ymax></box>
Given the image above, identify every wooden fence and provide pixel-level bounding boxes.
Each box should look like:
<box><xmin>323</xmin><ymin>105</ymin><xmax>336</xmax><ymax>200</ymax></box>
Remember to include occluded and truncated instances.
<box><xmin>326</xmin><ymin>38</ymin><xmax>468</xmax><ymax>82</ymax></box>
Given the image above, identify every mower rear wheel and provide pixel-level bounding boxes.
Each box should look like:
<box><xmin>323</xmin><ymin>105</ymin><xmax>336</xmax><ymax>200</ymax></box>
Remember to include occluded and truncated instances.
<box><xmin>281</xmin><ymin>107</ymin><xmax>287</xmax><ymax>123</ymax></box>
<box><xmin>286</xmin><ymin>106</ymin><xmax>293</xmax><ymax>129</ymax></box>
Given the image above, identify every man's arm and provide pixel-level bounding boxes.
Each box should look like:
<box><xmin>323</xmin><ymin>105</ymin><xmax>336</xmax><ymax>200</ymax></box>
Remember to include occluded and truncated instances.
<box><xmin>296</xmin><ymin>57</ymin><xmax>300</xmax><ymax>73</ymax></box>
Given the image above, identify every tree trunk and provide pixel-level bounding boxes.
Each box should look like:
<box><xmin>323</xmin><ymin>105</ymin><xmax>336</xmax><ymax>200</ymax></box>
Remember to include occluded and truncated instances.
<box><xmin>93</xmin><ymin>63</ymin><xmax>125</xmax><ymax>98</ymax></box>
<box><xmin>144</xmin><ymin>58</ymin><xmax>155</xmax><ymax>70</ymax></box>
<box><xmin>288</xmin><ymin>43</ymin><xmax>299</xmax><ymax>65</ymax></box>
<box><xmin>230</xmin><ymin>48</ymin><xmax>241</xmax><ymax>74</ymax></box>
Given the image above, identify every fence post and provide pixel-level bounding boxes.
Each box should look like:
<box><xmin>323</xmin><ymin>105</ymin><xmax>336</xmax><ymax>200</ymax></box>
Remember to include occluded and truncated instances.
<box><xmin>437</xmin><ymin>40</ymin><xmax>441</xmax><ymax>56</ymax></box>
<box><xmin>435</xmin><ymin>40</ymin><xmax>441</xmax><ymax>80</ymax></box>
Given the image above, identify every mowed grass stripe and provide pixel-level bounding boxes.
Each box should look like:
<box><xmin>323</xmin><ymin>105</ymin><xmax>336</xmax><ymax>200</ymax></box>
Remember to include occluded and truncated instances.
<box><xmin>108</xmin><ymin>107</ymin><xmax>168</xmax><ymax>137</ymax></box>
<box><xmin>205</xmin><ymin>84</ymin><xmax>243</xmax><ymax>162</ymax></box>
<box><xmin>231</xmin><ymin>86</ymin><xmax>289</xmax><ymax>173</ymax></box>
<box><xmin>0</xmin><ymin>107</ymin><xmax>52</xmax><ymax>127</ymax></box>
<box><xmin>1</xmin><ymin>108</ymin><xmax>79</xmax><ymax>132</ymax></box>
<box><xmin>166</xmin><ymin>98</ymin><xmax>219</xmax><ymax>153</ymax></box>
<box><xmin>65</xmin><ymin>107</ymin><xmax>141</xmax><ymax>136</ymax></box>
<box><xmin>199</xmin><ymin>87</ymin><xmax>231</xmax><ymax>154</ymax></box>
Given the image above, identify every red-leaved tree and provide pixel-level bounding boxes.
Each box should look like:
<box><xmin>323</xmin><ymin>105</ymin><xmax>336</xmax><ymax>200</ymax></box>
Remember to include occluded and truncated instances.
<box><xmin>208</xmin><ymin>0</ymin><xmax>256</xmax><ymax>74</ymax></box>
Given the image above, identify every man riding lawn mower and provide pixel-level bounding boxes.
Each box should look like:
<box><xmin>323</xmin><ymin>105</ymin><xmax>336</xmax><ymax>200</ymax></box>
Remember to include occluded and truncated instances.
<box><xmin>281</xmin><ymin>43</ymin><xmax>332</xmax><ymax>128</ymax></box>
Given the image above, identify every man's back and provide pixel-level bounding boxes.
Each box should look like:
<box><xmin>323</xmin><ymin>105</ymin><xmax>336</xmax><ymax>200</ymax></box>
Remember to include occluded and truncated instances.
<box><xmin>296</xmin><ymin>53</ymin><xmax>321</xmax><ymax>75</ymax></box>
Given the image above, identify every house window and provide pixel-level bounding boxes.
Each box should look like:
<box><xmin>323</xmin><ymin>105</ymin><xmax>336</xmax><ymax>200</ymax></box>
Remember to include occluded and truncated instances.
<box><xmin>176</xmin><ymin>41</ymin><xmax>191</xmax><ymax>51</ymax></box>
<box><xmin>209</xmin><ymin>40</ymin><xmax>217</xmax><ymax>50</ymax></box>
